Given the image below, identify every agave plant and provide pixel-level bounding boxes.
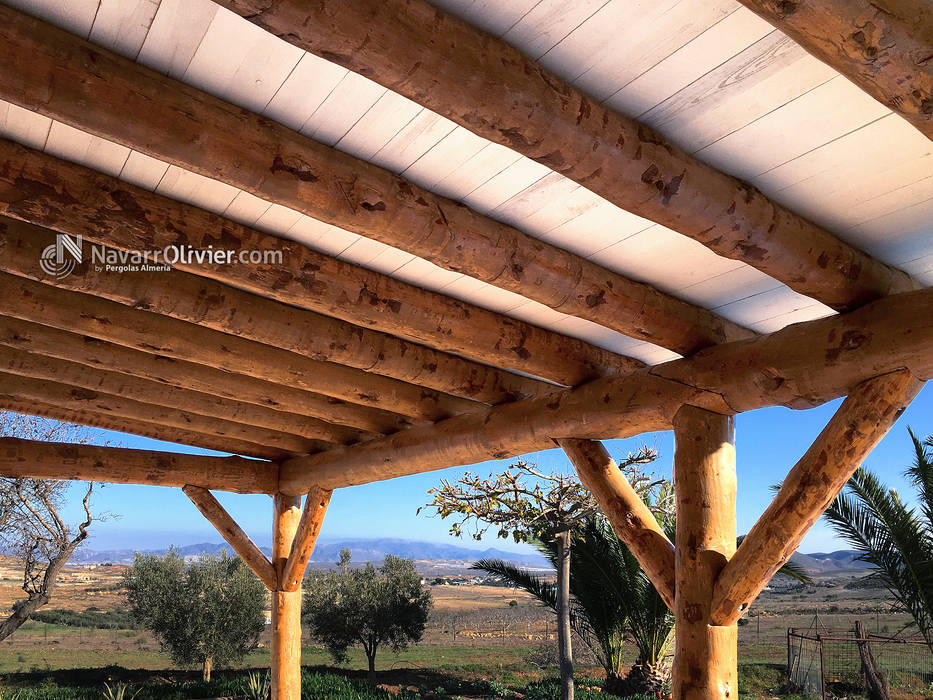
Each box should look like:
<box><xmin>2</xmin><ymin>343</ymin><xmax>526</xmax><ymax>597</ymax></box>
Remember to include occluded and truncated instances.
<box><xmin>243</xmin><ymin>671</ymin><xmax>271</xmax><ymax>700</ymax></box>
<box><xmin>102</xmin><ymin>683</ymin><xmax>140</xmax><ymax>700</ymax></box>
<box><xmin>824</xmin><ymin>428</ymin><xmax>933</xmax><ymax>651</ymax></box>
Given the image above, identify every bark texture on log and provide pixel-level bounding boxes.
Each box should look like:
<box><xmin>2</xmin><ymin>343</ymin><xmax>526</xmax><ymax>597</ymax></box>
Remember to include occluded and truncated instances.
<box><xmin>183</xmin><ymin>485</ymin><xmax>278</xmax><ymax>591</ymax></box>
<box><xmin>280</xmin><ymin>286</ymin><xmax>933</xmax><ymax>493</ymax></box>
<box><xmin>281</xmin><ymin>486</ymin><xmax>332</xmax><ymax>592</ymax></box>
<box><xmin>0</xmin><ymin>7</ymin><xmax>752</xmax><ymax>356</ymax></box>
<box><xmin>736</xmin><ymin>0</ymin><xmax>933</xmax><ymax>141</ymax></box>
<box><xmin>214</xmin><ymin>0</ymin><xmax>918</xmax><ymax>311</ymax></box>
<box><xmin>711</xmin><ymin>370</ymin><xmax>923</xmax><ymax>626</ymax></box>
<box><xmin>0</xmin><ymin>437</ymin><xmax>278</xmax><ymax>494</ymax></box>
<box><xmin>672</xmin><ymin>406</ymin><xmax>737</xmax><ymax>700</ymax></box>
<box><xmin>559</xmin><ymin>438</ymin><xmax>675</xmax><ymax>610</ymax></box>
<box><xmin>272</xmin><ymin>494</ymin><xmax>303</xmax><ymax>700</ymax></box>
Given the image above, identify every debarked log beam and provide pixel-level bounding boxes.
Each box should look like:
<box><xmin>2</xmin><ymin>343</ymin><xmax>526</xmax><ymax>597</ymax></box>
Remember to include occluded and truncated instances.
<box><xmin>279</xmin><ymin>286</ymin><xmax>933</xmax><ymax>494</ymax></box>
<box><xmin>0</xmin><ymin>5</ymin><xmax>751</xmax><ymax>356</ymax></box>
<box><xmin>710</xmin><ymin>369</ymin><xmax>923</xmax><ymax>626</ymax></box>
<box><xmin>183</xmin><ymin>485</ymin><xmax>278</xmax><ymax>590</ymax></box>
<box><xmin>216</xmin><ymin>0</ymin><xmax>918</xmax><ymax>311</ymax></box>
<box><xmin>0</xmin><ymin>437</ymin><xmax>278</xmax><ymax>493</ymax></box>
<box><xmin>558</xmin><ymin>438</ymin><xmax>675</xmax><ymax>610</ymax></box>
<box><xmin>281</xmin><ymin>486</ymin><xmax>332</xmax><ymax>592</ymax></box>
<box><xmin>736</xmin><ymin>0</ymin><xmax>933</xmax><ymax>141</ymax></box>
<box><xmin>0</xmin><ymin>140</ymin><xmax>639</xmax><ymax>386</ymax></box>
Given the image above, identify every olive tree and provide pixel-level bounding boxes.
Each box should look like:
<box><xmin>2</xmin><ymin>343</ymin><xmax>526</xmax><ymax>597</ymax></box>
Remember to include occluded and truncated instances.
<box><xmin>303</xmin><ymin>550</ymin><xmax>432</xmax><ymax>681</ymax></box>
<box><xmin>123</xmin><ymin>550</ymin><xmax>265</xmax><ymax>681</ymax></box>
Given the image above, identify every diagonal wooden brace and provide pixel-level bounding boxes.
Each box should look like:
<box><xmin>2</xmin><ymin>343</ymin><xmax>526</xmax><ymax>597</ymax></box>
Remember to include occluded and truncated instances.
<box><xmin>710</xmin><ymin>369</ymin><xmax>923</xmax><ymax>626</ymax></box>
<box><xmin>280</xmin><ymin>486</ymin><xmax>332</xmax><ymax>592</ymax></box>
<box><xmin>559</xmin><ymin>438</ymin><xmax>676</xmax><ymax>610</ymax></box>
<box><xmin>183</xmin><ymin>485</ymin><xmax>277</xmax><ymax>591</ymax></box>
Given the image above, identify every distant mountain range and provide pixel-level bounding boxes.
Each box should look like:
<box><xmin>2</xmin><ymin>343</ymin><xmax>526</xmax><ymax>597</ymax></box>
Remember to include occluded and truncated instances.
<box><xmin>68</xmin><ymin>538</ymin><xmax>868</xmax><ymax>575</ymax></box>
<box><xmin>69</xmin><ymin>538</ymin><xmax>549</xmax><ymax>568</ymax></box>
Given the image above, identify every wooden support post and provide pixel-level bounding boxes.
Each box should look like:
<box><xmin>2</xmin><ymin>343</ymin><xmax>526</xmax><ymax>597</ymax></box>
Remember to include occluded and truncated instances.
<box><xmin>281</xmin><ymin>487</ymin><xmax>332</xmax><ymax>592</ymax></box>
<box><xmin>272</xmin><ymin>494</ymin><xmax>303</xmax><ymax>700</ymax></box>
<box><xmin>672</xmin><ymin>406</ymin><xmax>737</xmax><ymax>699</ymax></box>
<box><xmin>710</xmin><ymin>370</ymin><xmax>922</xmax><ymax>626</ymax></box>
<box><xmin>182</xmin><ymin>485</ymin><xmax>277</xmax><ymax>591</ymax></box>
<box><xmin>558</xmin><ymin>438</ymin><xmax>675</xmax><ymax>610</ymax></box>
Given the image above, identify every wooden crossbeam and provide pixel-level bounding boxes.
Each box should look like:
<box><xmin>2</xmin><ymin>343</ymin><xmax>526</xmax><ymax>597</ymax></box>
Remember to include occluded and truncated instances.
<box><xmin>217</xmin><ymin>0</ymin><xmax>919</xmax><ymax>312</ymax></box>
<box><xmin>183</xmin><ymin>485</ymin><xmax>278</xmax><ymax>591</ymax></box>
<box><xmin>0</xmin><ymin>370</ymin><xmax>327</xmax><ymax>456</ymax></box>
<box><xmin>0</xmin><ymin>398</ymin><xmax>292</xmax><ymax>461</ymax></box>
<box><xmin>736</xmin><ymin>0</ymin><xmax>933</xmax><ymax>141</ymax></box>
<box><xmin>279</xmin><ymin>286</ymin><xmax>933</xmax><ymax>493</ymax></box>
<box><xmin>280</xmin><ymin>486</ymin><xmax>332</xmax><ymax>592</ymax></box>
<box><xmin>558</xmin><ymin>439</ymin><xmax>675</xmax><ymax>610</ymax></box>
<box><xmin>710</xmin><ymin>369</ymin><xmax>923</xmax><ymax>626</ymax></box>
<box><xmin>0</xmin><ymin>344</ymin><xmax>369</xmax><ymax>445</ymax></box>
<box><xmin>0</xmin><ymin>141</ymin><xmax>638</xmax><ymax>388</ymax></box>
<box><xmin>0</xmin><ymin>437</ymin><xmax>277</xmax><ymax>493</ymax></box>
<box><xmin>0</xmin><ymin>6</ymin><xmax>751</xmax><ymax>357</ymax></box>
<box><xmin>0</xmin><ymin>267</ymin><xmax>461</xmax><ymax>427</ymax></box>
<box><xmin>0</xmin><ymin>311</ymin><xmax>414</xmax><ymax>435</ymax></box>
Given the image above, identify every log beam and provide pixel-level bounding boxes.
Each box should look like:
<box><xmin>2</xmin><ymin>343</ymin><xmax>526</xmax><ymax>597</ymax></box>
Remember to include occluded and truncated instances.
<box><xmin>558</xmin><ymin>438</ymin><xmax>675</xmax><ymax>610</ymax></box>
<box><xmin>281</xmin><ymin>487</ymin><xmax>332</xmax><ymax>592</ymax></box>
<box><xmin>0</xmin><ymin>6</ymin><xmax>751</xmax><ymax>356</ymax></box>
<box><xmin>279</xmin><ymin>286</ymin><xmax>933</xmax><ymax>493</ymax></box>
<box><xmin>710</xmin><ymin>369</ymin><xmax>923</xmax><ymax>626</ymax></box>
<box><xmin>0</xmin><ymin>141</ymin><xmax>639</xmax><ymax>386</ymax></box>
<box><xmin>672</xmin><ymin>406</ymin><xmax>737</xmax><ymax>699</ymax></box>
<box><xmin>183</xmin><ymin>485</ymin><xmax>277</xmax><ymax>591</ymax></box>
<box><xmin>0</xmin><ymin>437</ymin><xmax>277</xmax><ymax>494</ymax></box>
<box><xmin>216</xmin><ymin>0</ymin><xmax>918</xmax><ymax>311</ymax></box>
<box><xmin>736</xmin><ymin>0</ymin><xmax>933</xmax><ymax>141</ymax></box>
<box><xmin>272</xmin><ymin>493</ymin><xmax>303</xmax><ymax>700</ymax></box>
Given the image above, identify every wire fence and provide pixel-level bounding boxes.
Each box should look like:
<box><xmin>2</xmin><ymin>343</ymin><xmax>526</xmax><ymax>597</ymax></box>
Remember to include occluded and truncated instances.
<box><xmin>788</xmin><ymin>624</ymin><xmax>933</xmax><ymax>698</ymax></box>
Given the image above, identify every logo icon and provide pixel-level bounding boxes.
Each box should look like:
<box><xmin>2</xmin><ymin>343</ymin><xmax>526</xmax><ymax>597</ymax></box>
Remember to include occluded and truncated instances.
<box><xmin>39</xmin><ymin>234</ymin><xmax>82</xmax><ymax>279</ymax></box>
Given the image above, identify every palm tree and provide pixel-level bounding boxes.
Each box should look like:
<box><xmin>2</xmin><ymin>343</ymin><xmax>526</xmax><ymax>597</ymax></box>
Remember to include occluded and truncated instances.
<box><xmin>823</xmin><ymin>428</ymin><xmax>933</xmax><ymax>651</ymax></box>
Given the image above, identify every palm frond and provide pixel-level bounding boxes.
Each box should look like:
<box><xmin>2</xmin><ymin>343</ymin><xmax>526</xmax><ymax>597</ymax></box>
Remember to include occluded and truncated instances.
<box><xmin>470</xmin><ymin>558</ymin><xmax>557</xmax><ymax>610</ymax></box>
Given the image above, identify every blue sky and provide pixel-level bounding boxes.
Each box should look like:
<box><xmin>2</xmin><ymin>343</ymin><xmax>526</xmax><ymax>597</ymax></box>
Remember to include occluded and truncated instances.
<box><xmin>60</xmin><ymin>382</ymin><xmax>933</xmax><ymax>558</ymax></box>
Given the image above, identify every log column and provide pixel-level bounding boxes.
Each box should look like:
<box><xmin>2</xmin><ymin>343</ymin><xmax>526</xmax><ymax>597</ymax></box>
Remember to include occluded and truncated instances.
<box><xmin>672</xmin><ymin>406</ymin><xmax>737</xmax><ymax>699</ymax></box>
<box><xmin>272</xmin><ymin>493</ymin><xmax>303</xmax><ymax>700</ymax></box>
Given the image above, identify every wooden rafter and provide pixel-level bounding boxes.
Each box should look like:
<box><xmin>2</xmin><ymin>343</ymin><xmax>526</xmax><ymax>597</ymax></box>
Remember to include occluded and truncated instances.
<box><xmin>0</xmin><ymin>344</ymin><xmax>369</xmax><ymax>445</ymax></box>
<box><xmin>0</xmin><ymin>224</ymin><xmax>532</xmax><ymax>417</ymax></box>
<box><xmin>736</xmin><ymin>0</ymin><xmax>933</xmax><ymax>141</ymax></box>
<box><xmin>0</xmin><ymin>308</ymin><xmax>416</xmax><ymax>435</ymax></box>
<box><xmin>0</xmin><ymin>370</ymin><xmax>328</xmax><ymax>455</ymax></box>
<box><xmin>0</xmin><ymin>398</ymin><xmax>293</xmax><ymax>461</ymax></box>
<box><xmin>278</xmin><ymin>286</ymin><xmax>933</xmax><ymax>494</ymax></box>
<box><xmin>183</xmin><ymin>485</ymin><xmax>278</xmax><ymax>591</ymax></box>
<box><xmin>0</xmin><ymin>146</ymin><xmax>636</xmax><ymax>387</ymax></box>
<box><xmin>280</xmin><ymin>486</ymin><xmax>332</xmax><ymax>592</ymax></box>
<box><xmin>216</xmin><ymin>0</ymin><xmax>919</xmax><ymax>311</ymax></box>
<box><xmin>710</xmin><ymin>369</ymin><xmax>923</xmax><ymax>626</ymax></box>
<box><xmin>0</xmin><ymin>437</ymin><xmax>277</xmax><ymax>494</ymax></box>
<box><xmin>0</xmin><ymin>6</ymin><xmax>753</xmax><ymax>357</ymax></box>
<box><xmin>558</xmin><ymin>439</ymin><xmax>675</xmax><ymax>610</ymax></box>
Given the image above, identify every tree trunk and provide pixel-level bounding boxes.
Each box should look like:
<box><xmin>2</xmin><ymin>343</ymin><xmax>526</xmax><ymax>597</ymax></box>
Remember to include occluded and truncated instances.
<box><xmin>202</xmin><ymin>656</ymin><xmax>213</xmax><ymax>682</ymax></box>
<box><xmin>555</xmin><ymin>529</ymin><xmax>574</xmax><ymax>700</ymax></box>
<box><xmin>367</xmin><ymin>648</ymin><xmax>376</xmax><ymax>682</ymax></box>
<box><xmin>856</xmin><ymin>620</ymin><xmax>890</xmax><ymax>700</ymax></box>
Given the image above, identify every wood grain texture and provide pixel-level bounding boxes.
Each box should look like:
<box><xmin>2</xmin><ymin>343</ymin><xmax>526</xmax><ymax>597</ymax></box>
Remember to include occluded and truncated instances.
<box><xmin>0</xmin><ymin>436</ymin><xmax>277</xmax><ymax>493</ymax></box>
<box><xmin>0</xmin><ymin>4</ymin><xmax>751</xmax><ymax>356</ymax></box>
<box><xmin>672</xmin><ymin>406</ymin><xmax>737</xmax><ymax>699</ymax></box>
<box><xmin>710</xmin><ymin>370</ymin><xmax>923</xmax><ymax>626</ymax></box>
<box><xmin>183</xmin><ymin>485</ymin><xmax>278</xmax><ymax>590</ymax></box>
<box><xmin>737</xmin><ymin>0</ymin><xmax>933</xmax><ymax>141</ymax></box>
<box><xmin>272</xmin><ymin>493</ymin><xmax>303</xmax><ymax>699</ymax></box>
<box><xmin>0</xmin><ymin>141</ymin><xmax>636</xmax><ymax>386</ymax></box>
<box><xmin>216</xmin><ymin>0</ymin><xmax>918</xmax><ymax>310</ymax></box>
<box><xmin>281</xmin><ymin>486</ymin><xmax>332</xmax><ymax>592</ymax></box>
<box><xmin>279</xmin><ymin>286</ymin><xmax>933</xmax><ymax>493</ymax></box>
<box><xmin>558</xmin><ymin>438</ymin><xmax>675</xmax><ymax>610</ymax></box>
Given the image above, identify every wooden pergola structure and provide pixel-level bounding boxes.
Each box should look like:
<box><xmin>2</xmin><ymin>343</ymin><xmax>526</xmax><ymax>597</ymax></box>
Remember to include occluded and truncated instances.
<box><xmin>0</xmin><ymin>0</ymin><xmax>929</xmax><ymax>696</ymax></box>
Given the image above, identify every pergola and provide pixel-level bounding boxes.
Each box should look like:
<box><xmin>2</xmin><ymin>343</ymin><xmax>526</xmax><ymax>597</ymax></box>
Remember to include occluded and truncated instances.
<box><xmin>0</xmin><ymin>0</ymin><xmax>929</xmax><ymax>696</ymax></box>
